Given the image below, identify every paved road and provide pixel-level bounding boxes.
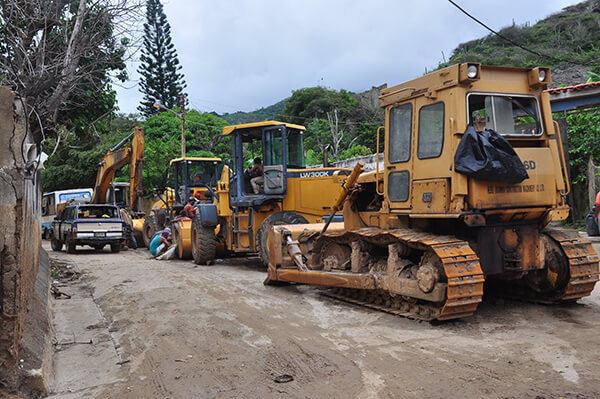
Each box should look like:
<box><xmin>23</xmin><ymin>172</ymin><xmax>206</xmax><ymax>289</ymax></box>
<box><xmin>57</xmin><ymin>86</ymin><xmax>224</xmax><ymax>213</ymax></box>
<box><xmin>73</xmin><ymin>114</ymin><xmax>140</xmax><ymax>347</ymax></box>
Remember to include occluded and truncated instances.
<box><xmin>44</xmin><ymin>239</ymin><xmax>600</xmax><ymax>399</ymax></box>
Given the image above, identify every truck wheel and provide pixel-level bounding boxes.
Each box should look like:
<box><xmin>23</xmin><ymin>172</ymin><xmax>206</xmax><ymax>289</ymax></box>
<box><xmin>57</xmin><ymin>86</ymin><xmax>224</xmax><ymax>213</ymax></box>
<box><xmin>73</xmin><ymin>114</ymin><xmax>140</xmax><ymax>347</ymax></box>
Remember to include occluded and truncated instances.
<box><xmin>191</xmin><ymin>217</ymin><xmax>216</xmax><ymax>265</ymax></box>
<box><xmin>586</xmin><ymin>212</ymin><xmax>599</xmax><ymax>236</ymax></box>
<box><xmin>94</xmin><ymin>245</ymin><xmax>105</xmax><ymax>252</ymax></box>
<box><xmin>257</xmin><ymin>212</ymin><xmax>308</xmax><ymax>266</ymax></box>
<box><xmin>51</xmin><ymin>237</ymin><xmax>63</xmax><ymax>252</ymax></box>
<box><xmin>110</xmin><ymin>243</ymin><xmax>121</xmax><ymax>253</ymax></box>
<box><xmin>66</xmin><ymin>238</ymin><xmax>76</xmax><ymax>254</ymax></box>
<box><xmin>143</xmin><ymin>215</ymin><xmax>161</xmax><ymax>247</ymax></box>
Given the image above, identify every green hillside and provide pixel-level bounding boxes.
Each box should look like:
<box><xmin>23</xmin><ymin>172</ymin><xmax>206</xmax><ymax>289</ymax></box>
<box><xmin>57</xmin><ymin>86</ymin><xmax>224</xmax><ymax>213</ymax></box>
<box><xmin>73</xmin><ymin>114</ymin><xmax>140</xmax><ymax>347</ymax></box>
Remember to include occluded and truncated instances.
<box><xmin>219</xmin><ymin>100</ymin><xmax>285</xmax><ymax>124</ymax></box>
<box><xmin>440</xmin><ymin>0</ymin><xmax>600</xmax><ymax>82</ymax></box>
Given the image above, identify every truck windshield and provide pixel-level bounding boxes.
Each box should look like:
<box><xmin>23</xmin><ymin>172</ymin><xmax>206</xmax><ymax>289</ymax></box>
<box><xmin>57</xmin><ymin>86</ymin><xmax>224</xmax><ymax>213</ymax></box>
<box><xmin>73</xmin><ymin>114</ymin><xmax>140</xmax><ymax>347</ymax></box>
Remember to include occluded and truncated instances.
<box><xmin>77</xmin><ymin>206</ymin><xmax>118</xmax><ymax>219</ymax></box>
<box><xmin>467</xmin><ymin>93</ymin><xmax>542</xmax><ymax>136</ymax></box>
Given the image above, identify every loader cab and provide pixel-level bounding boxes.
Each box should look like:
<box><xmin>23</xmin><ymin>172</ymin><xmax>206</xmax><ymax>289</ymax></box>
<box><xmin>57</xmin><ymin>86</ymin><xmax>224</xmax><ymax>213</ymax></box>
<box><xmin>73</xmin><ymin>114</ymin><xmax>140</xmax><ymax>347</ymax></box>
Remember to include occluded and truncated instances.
<box><xmin>224</xmin><ymin>121</ymin><xmax>307</xmax><ymax>207</ymax></box>
<box><xmin>168</xmin><ymin>157</ymin><xmax>224</xmax><ymax>206</ymax></box>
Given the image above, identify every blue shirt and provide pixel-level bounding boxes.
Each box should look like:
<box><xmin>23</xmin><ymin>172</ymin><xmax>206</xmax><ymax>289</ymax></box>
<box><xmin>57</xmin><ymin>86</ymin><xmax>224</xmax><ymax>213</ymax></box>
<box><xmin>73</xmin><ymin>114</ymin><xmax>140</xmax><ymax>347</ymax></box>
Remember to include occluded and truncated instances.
<box><xmin>149</xmin><ymin>234</ymin><xmax>162</xmax><ymax>256</ymax></box>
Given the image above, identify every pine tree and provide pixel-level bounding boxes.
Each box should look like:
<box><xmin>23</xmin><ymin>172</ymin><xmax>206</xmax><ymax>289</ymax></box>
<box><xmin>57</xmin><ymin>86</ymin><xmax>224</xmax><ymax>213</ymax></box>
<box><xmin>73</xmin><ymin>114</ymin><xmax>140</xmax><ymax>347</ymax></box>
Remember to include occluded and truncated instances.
<box><xmin>137</xmin><ymin>0</ymin><xmax>186</xmax><ymax>116</ymax></box>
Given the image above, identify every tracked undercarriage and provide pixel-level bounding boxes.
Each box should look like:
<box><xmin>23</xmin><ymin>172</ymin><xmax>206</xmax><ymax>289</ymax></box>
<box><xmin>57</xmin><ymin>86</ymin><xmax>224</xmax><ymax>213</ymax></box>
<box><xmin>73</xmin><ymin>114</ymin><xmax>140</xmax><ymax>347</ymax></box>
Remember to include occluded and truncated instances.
<box><xmin>265</xmin><ymin>225</ymin><xmax>599</xmax><ymax>321</ymax></box>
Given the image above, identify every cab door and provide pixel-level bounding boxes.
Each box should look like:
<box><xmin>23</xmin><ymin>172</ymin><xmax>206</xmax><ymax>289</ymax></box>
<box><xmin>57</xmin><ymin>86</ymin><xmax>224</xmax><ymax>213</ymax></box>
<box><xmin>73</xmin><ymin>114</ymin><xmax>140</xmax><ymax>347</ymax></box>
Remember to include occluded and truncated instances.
<box><xmin>262</xmin><ymin>126</ymin><xmax>287</xmax><ymax>195</ymax></box>
<box><xmin>384</xmin><ymin>101</ymin><xmax>415</xmax><ymax>210</ymax></box>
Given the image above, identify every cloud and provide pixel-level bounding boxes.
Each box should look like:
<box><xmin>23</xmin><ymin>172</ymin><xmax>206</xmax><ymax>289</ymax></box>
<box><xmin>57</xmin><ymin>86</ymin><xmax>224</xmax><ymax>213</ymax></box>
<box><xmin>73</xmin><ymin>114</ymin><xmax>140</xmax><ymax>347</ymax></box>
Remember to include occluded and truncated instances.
<box><xmin>115</xmin><ymin>0</ymin><xmax>581</xmax><ymax>115</ymax></box>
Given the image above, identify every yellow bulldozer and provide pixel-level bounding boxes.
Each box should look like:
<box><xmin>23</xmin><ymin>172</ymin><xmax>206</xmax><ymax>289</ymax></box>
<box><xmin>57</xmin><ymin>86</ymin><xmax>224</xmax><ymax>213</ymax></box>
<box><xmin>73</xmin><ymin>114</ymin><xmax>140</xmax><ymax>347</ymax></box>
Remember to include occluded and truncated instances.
<box><xmin>265</xmin><ymin>63</ymin><xmax>600</xmax><ymax>321</ymax></box>
<box><xmin>168</xmin><ymin>121</ymin><xmax>352</xmax><ymax>265</ymax></box>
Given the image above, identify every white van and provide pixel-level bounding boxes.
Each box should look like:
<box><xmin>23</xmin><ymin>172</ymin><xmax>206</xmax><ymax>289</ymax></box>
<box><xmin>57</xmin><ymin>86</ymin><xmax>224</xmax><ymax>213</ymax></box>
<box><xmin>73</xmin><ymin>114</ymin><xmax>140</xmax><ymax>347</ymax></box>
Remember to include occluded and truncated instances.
<box><xmin>41</xmin><ymin>188</ymin><xmax>93</xmax><ymax>238</ymax></box>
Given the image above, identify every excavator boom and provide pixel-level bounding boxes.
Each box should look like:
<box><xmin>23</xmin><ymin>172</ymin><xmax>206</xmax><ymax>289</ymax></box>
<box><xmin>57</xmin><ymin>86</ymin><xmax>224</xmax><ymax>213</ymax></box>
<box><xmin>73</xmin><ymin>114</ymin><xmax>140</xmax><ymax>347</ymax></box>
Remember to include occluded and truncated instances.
<box><xmin>91</xmin><ymin>127</ymin><xmax>145</xmax><ymax>209</ymax></box>
<box><xmin>128</xmin><ymin>127</ymin><xmax>145</xmax><ymax>213</ymax></box>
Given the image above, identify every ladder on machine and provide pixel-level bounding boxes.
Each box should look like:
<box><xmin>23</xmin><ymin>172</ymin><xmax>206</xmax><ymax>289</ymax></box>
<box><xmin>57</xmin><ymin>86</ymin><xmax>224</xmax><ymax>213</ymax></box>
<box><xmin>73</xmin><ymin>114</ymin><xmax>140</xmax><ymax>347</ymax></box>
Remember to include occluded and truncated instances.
<box><xmin>232</xmin><ymin>207</ymin><xmax>254</xmax><ymax>252</ymax></box>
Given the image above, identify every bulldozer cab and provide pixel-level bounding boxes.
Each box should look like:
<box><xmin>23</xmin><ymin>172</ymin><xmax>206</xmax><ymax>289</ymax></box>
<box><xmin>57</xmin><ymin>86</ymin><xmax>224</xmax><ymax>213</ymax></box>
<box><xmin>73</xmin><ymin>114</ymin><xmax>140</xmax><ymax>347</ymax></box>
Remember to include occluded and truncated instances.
<box><xmin>377</xmin><ymin>63</ymin><xmax>565</xmax><ymax>219</ymax></box>
<box><xmin>168</xmin><ymin>157</ymin><xmax>224</xmax><ymax>206</ymax></box>
<box><xmin>224</xmin><ymin>121</ymin><xmax>306</xmax><ymax>207</ymax></box>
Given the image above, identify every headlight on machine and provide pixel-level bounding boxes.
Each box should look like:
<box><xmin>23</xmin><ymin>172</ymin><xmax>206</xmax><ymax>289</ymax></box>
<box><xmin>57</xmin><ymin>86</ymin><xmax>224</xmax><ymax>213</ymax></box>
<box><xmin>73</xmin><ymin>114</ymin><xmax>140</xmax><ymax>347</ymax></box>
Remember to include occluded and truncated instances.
<box><xmin>467</xmin><ymin>64</ymin><xmax>479</xmax><ymax>79</ymax></box>
<box><xmin>459</xmin><ymin>63</ymin><xmax>481</xmax><ymax>83</ymax></box>
<box><xmin>538</xmin><ymin>69</ymin><xmax>546</xmax><ymax>82</ymax></box>
<box><xmin>528</xmin><ymin>67</ymin><xmax>551</xmax><ymax>87</ymax></box>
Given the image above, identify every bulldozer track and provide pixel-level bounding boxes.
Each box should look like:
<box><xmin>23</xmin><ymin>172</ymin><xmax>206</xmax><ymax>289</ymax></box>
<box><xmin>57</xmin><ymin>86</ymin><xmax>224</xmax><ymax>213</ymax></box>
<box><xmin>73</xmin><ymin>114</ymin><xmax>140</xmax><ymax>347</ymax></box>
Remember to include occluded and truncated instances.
<box><xmin>320</xmin><ymin>229</ymin><xmax>485</xmax><ymax>321</ymax></box>
<box><xmin>544</xmin><ymin>228</ymin><xmax>600</xmax><ymax>302</ymax></box>
<box><xmin>482</xmin><ymin>228</ymin><xmax>599</xmax><ymax>305</ymax></box>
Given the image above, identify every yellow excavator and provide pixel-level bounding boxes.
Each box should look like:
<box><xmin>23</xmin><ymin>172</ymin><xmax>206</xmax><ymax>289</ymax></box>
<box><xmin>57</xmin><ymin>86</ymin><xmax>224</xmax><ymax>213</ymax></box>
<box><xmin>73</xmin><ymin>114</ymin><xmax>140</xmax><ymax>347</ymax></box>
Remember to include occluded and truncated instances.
<box><xmin>91</xmin><ymin>126</ymin><xmax>145</xmax><ymax>243</ymax></box>
<box><xmin>266</xmin><ymin>63</ymin><xmax>600</xmax><ymax>321</ymax></box>
<box><xmin>169</xmin><ymin>121</ymin><xmax>353</xmax><ymax>265</ymax></box>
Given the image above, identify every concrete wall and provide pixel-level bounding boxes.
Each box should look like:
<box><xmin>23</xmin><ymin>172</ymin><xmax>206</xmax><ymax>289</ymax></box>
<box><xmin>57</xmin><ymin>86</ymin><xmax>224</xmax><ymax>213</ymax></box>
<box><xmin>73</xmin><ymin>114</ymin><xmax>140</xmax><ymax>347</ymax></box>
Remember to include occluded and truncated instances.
<box><xmin>311</xmin><ymin>153</ymin><xmax>383</xmax><ymax>171</ymax></box>
<box><xmin>0</xmin><ymin>87</ymin><xmax>45</xmax><ymax>394</ymax></box>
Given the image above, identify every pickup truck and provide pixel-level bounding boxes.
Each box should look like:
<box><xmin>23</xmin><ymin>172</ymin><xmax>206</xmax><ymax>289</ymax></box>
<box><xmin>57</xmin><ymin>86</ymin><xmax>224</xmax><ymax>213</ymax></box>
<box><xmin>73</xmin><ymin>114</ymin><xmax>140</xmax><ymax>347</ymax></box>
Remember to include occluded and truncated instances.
<box><xmin>51</xmin><ymin>203</ymin><xmax>126</xmax><ymax>253</ymax></box>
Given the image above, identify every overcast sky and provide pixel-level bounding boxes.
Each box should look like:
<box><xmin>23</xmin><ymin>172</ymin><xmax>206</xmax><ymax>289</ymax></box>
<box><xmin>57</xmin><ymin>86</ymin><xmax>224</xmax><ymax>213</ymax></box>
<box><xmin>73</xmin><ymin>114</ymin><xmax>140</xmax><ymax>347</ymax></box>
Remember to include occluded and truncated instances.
<box><xmin>114</xmin><ymin>0</ymin><xmax>583</xmax><ymax>115</ymax></box>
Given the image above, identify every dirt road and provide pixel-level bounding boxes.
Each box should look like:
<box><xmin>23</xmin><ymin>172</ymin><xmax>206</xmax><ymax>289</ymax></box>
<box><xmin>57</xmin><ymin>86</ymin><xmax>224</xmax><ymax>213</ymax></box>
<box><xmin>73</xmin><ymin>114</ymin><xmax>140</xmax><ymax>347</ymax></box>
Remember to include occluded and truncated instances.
<box><xmin>43</xmin><ymin>239</ymin><xmax>600</xmax><ymax>399</ymax></box>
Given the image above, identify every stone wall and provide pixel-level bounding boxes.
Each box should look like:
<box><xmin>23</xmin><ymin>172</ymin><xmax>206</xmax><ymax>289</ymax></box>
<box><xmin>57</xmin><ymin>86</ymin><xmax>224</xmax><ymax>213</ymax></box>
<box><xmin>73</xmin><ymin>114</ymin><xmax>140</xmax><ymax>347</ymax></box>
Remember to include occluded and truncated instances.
<box><xmin>310</xmin><ymin>153</ymin><xmax>383</xmax><ymax>171</ymax></box>
<box><xmin>0</xmin><ymin>87</ymin><xmax>44</xmax><ymax>393</ymax></box>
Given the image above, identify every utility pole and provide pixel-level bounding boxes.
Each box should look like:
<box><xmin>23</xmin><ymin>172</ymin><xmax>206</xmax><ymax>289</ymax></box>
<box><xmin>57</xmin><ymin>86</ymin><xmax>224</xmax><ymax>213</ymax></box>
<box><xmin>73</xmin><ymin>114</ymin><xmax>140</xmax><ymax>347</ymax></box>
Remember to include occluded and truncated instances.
<box><xmin>180</xmin><ymin>94</ymin><xmax>186</xmax><ymax>158</ymax></box>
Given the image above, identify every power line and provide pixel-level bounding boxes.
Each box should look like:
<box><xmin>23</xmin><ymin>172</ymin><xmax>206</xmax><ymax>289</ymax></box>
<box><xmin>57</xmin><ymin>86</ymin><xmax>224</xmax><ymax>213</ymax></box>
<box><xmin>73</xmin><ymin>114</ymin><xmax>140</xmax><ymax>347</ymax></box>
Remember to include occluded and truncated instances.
<box><xmin>447</xmin><ymin>0</ymin><xmax>591</xmax><ymax>67</ymax></box>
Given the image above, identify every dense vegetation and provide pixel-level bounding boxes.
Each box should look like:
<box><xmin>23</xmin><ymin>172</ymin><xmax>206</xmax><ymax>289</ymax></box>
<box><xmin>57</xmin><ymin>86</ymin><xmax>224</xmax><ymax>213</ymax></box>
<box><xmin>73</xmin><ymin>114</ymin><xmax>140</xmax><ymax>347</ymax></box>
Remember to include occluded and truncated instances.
<box><xmin>439</xmin><ymin>1</ymin><xmax>600</xmax><ymax>74</ymax></box>
<box><xmin>219</xmin><ymin>101</ymin><xmax>285</xmax><ymax>125</ymax></box>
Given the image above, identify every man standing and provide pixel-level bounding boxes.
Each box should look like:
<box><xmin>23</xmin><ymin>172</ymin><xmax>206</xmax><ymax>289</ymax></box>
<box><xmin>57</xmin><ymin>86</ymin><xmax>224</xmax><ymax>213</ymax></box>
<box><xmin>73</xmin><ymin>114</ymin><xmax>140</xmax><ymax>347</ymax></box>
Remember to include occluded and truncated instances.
<box><xmin>119</xmin><ymin>207</ymin><xmax>137</xmax><ymax>249</ymax></box>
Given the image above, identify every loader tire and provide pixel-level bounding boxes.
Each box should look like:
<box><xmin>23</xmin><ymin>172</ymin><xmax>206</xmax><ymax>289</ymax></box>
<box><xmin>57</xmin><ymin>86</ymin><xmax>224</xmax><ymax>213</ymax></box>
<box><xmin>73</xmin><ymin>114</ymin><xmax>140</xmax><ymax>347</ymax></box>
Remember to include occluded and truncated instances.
<box><xmin>586</xmin><ymin>211</ymin><xmax>599</xmax><ymax>236</ymax></box>
<box><xmin>257</xmin><ymin>211</ymin><xmax>308</xmax><ymax>267</ymax></box>
<box><xmin>143</xmin><ymin>214</ymin><xmax>161</xmax><ymax>247</ymax></box>
<box><xmin>191</xmin><ymin>218</ymin><xmax>216</xmax><ymax>265</ymax></box>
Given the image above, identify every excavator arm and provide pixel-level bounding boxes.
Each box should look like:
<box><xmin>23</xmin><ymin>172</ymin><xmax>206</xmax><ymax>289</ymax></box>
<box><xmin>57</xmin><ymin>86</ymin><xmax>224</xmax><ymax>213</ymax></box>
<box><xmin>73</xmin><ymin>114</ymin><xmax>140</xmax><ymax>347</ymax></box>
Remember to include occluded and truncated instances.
<box><xmin>91</xmin><ymin>127</ymin><xmax>145</xmax><ymax>209</ymax></box>
<box><xmin>128</xmin><ymin>127</ymin><xmax>145</xmax><ymax>213</ymax></box>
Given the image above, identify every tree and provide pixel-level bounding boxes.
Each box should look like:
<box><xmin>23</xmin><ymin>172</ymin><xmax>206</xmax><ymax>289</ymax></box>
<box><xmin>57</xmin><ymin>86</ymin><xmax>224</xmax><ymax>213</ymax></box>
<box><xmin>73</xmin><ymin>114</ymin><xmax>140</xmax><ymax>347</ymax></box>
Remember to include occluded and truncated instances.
<box><xmin>0</xmin><ymin>0</ymin><xmax>139</xmax><ymax>141</ymax></box>
<box><xmin>142</xmin><ymin>110</ymin><xmax>229</xmax><ymax>190</ymax></box>
<box><xmin>137</xmin><ymin>0</ymin><xmax>186</xmax><ymax>116</ymax></box>
<box><xmin>277</xmin><ymin>87</ymin><xmax>383</xmax><ymax>161</ymax></box>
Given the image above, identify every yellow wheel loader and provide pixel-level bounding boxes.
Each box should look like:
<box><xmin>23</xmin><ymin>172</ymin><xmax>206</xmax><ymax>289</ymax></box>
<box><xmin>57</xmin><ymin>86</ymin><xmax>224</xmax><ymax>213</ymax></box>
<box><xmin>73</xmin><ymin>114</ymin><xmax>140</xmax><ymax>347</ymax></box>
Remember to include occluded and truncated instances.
<box><xmin>171</xmin><ymin>121</ymin><xmax>352</xmax><ymax>265</ymax></box>
<box><xmin>266</xmin><ymin>64</ymin><xmax>600</xmax><ymax>321</ymax></box>
<box><xmin>141</xmin><ymin>157</ymin><xmax>224</xmax><ymax>249</ymax></box>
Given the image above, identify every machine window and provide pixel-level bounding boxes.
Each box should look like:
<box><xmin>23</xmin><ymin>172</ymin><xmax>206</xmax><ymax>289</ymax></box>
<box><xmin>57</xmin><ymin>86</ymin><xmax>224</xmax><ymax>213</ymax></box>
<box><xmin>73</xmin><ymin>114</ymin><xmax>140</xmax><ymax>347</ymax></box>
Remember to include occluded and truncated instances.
<box><xmin>64</xmin><ymin>207</ymin><xmax>74</xmax><ymax>220</ymax></box>
<box><xmin>264</xmin><ymin>128</ymin><xmax>283</xmax><ymax>166</ymax></box>
<box><xmin>388</xmin><ymin>170</ymin><xmax>410</xmax><ymax>202</ymax></box>
<box><xmin>189</xmin><ymin>161</ymin><xmax>219</xmax><ymax>187</ymax></box>
<box><xmin>287</xmin><ymin>129</ymin><xmax>306</xmax><ymax>168</ymax></box>
<box><xmin>389</xmin><ymin>103</ymin><xmax>412</xmax><ymax>163</ymax></box>
<box><xmin>467</xmin><ymin>94</ymin><xmax>542</xmax><ymax>136</ymax></box>
<box><xmin>418</xmin><ymin>102</ymin><xmax>444</xmax><ymax>159</ymax></box>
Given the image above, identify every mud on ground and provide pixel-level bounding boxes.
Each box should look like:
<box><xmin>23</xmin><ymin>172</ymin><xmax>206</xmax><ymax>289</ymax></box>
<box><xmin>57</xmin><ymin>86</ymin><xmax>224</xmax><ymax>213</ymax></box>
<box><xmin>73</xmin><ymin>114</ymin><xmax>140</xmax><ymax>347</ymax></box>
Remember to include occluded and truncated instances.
<box><xmin>42</xmin><ymin>240</ymin><xmax>600</xmax><ymax>399</ymax></box>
